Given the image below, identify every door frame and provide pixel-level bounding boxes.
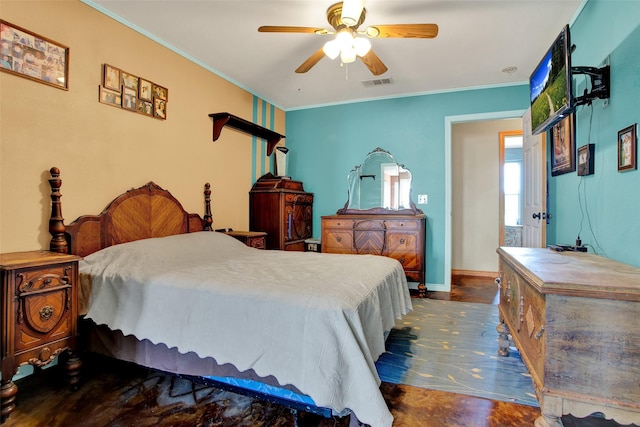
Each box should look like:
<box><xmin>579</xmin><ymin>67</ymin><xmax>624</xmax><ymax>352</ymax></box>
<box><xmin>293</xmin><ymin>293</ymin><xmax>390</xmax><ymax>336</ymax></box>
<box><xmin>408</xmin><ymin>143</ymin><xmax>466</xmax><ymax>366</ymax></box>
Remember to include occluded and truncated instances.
<box><xmin>442</xmin><ymin>109</ymin><xmax>525</xmax><ymax>292</ymax></box>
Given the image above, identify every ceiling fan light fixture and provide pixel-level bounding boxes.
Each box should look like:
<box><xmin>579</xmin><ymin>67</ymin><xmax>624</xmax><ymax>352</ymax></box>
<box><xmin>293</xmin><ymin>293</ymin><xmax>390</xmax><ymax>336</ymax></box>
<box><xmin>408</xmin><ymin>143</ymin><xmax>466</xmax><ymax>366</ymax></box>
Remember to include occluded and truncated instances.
<box><xmin>336</xmin><ymin>28</ymin><xmax>353</xmax><ymax>46</ymax></box>
<box><xmin>341</xmin><ymin>0</ymin><xmax>366</xmax><ymax>27</ymax></box>
<box><xmin>340</xmin><ymin>45</ymin><xmax>357</xmax><ymax>63</ymax></box>
<box><xmin>353</xmin><ymin>37</ymin><xmax>371</xmax><ymax>56</ymax></box>
<box><xmin>323</xmin><ymin>39</ymin><xmax>341</xmax><ymax>60</ymax></box>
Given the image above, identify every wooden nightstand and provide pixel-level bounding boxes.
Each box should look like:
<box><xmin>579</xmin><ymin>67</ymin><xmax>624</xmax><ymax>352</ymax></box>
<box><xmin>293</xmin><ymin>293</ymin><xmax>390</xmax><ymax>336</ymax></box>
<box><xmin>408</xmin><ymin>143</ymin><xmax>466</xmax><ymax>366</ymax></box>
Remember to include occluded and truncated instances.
<box><xmin>223</xmin><ymin>231</ymin><xmax>267</xmax><ymax>249</ymax></box>
<box><xmin>1</xmin><ymin>251</ymin><xmax>82</xmax><ymax>422</ymax></box>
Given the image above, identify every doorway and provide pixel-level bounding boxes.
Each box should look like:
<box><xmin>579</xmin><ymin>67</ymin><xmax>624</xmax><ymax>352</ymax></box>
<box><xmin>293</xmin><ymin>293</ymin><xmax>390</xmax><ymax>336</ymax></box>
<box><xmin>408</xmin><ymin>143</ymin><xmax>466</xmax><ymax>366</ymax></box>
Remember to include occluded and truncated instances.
<box><xmin>443</xmin><ymin>110</ymin><xmax>526</xmax><ymax>293</ymax></box>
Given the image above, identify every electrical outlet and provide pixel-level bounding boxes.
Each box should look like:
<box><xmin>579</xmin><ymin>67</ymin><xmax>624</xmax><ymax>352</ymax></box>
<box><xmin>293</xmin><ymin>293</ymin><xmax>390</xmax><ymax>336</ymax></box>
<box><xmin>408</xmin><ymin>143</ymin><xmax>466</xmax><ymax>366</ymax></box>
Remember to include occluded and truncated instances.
<box><xmin>417</xmin><ymin>194</ymin><xmax>428</xmax><ymax>204</ymax></box>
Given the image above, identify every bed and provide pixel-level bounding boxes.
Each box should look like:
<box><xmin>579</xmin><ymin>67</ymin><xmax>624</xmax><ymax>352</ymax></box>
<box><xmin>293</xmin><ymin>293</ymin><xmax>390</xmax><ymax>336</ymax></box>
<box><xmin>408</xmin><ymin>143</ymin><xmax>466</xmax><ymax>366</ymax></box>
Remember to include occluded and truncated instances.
<box><xmin>46</xmin><ymin>167</ymin><xmax>412</xmax><ymax>427</ymax></box>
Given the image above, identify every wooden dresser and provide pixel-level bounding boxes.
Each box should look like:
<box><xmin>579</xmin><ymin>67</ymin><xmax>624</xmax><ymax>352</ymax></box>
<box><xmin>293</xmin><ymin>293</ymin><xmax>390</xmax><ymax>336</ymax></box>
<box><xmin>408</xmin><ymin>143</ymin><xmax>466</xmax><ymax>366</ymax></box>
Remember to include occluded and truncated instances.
<box><xmin>322</xmin><ymin>214</ymin><xmax>426</xmax><ymax>289</ymax></box>
<box><xmin>496</xmin><ymin>247</ymin><xmax>640</xmax><ymax>427</ymax></box>
<box><xmin>249</xmin><ymin>174</ymin><xmax>313</xmax><ymax>251</ymax></box>
<box><xmin>1</xmin><ymin>250</ymin><xmax>82</xmax><ymax>422</ymax></box>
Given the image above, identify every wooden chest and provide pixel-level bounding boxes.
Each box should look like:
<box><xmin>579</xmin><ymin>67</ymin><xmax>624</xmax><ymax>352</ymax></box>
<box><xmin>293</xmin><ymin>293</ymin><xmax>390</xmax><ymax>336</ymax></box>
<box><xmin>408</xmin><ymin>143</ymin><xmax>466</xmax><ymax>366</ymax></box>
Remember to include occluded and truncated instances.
<box><xmin>497</xmin><ymin>247</ymin><xmax>640</xmax><ymax>427</ymax></box>
<box><xmin>321</xmin><ymin>214</ymin><xmax>426</xmax><ymax>286</ymax></box>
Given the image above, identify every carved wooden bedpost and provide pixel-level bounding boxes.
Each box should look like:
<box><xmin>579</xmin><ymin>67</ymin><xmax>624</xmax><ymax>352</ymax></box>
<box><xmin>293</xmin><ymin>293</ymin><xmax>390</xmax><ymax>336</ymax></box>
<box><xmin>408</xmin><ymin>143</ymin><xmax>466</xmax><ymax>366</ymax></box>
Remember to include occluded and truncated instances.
<box><xmin>203</xmin><ymin>183</ymin><xmax>213</xmax><ymax>231</ymax></box>
<box><xmin>48</xmin><ymin>167</ymin><xmax>68</xmax><ymax>253</ymax></box>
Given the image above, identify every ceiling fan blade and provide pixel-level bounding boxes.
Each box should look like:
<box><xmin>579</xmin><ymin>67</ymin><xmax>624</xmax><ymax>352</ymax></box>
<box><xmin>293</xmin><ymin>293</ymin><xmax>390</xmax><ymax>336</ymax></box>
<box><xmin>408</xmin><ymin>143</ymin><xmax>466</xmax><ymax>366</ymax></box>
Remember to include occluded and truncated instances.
<box><xmin>359</xmin><ymin>49</ymin><xmax>388</xmax><ymax>76</ymax></box>
<box><xmin>295</xmin><ymin>48</ymin><xmax>326</xmax><ymax>74</ymax></box>
<box><xmin>366</xmin><ymin>24</ymin><xmax>439</xmax><ymax>38</ymax></box>
<box><xmin>258</xmin><ymin>26</ymin><xmax>329</xmax><ymax>35</ymax></box>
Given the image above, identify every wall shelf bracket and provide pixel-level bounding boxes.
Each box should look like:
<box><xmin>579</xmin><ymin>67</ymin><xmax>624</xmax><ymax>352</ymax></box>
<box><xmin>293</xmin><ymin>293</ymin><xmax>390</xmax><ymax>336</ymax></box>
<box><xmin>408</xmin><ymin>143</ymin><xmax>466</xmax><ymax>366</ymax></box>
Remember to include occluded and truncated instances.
<box><xmin>209</xmin><ymin>112</ymin><xmax>285</xmax><ymax>155</ymax></box>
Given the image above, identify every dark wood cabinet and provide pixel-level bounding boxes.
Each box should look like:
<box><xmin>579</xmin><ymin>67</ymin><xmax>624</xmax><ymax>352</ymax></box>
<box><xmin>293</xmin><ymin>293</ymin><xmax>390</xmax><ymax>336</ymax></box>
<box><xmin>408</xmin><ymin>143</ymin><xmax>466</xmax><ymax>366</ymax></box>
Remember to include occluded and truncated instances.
<box><xmin>321</xmin><ymin>214</ymin><xmax>426</xmax><ymax>289</ymax></box>
<box><xmin>249</xmin><ymin>174</ymin><xmax>313</xmax><ymax>251</ymax></box>
<box><xmin>1</xmin><ymin>250</ymin><xmax>82</xmax><ymax>422</ymax></box>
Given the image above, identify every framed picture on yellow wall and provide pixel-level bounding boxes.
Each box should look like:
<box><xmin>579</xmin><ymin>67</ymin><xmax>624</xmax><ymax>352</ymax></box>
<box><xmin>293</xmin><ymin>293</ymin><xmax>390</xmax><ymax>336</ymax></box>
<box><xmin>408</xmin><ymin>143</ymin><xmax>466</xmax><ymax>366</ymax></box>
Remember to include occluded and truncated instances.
<box><xmin>0</xmin><ymin>20</ymin><xmax>69</xmax><ymax>90</ymax></box>
<box><xmin>103</xmin><ymin>64</ymin><xmax>120</xmax><ymax>91</ymax></box>
<box><xmin>153</xmin><ymin>97</ymin><xmax>167</xmax><ymax>120</ymax></box>
<box><xmin>121</xmin><ymin>70</ymin><xmax>138</xmax><ymax>92</ymax></box>
<box><xmin>122</xmin><ymin>87</ymin><xmax>137</xmax><ymax>111</ymax></box>
<box><xmin>139</xmin><ymin>78</ymin><xmax>152</xmax><ymax>101</ymax></box>
<box><xmin>99</xmin><ymin>85</ymin><xmax>121</xmax><ymax>108</ymax></box>
<box><xmin>137</xmin><ymin>99</ymin><xmax>153</xmax><ymax>116</ymax></box>
<box><xmin>152</xmin><ymin>83</ymin><xmax>168</xmax><ymax>101</ymax></box>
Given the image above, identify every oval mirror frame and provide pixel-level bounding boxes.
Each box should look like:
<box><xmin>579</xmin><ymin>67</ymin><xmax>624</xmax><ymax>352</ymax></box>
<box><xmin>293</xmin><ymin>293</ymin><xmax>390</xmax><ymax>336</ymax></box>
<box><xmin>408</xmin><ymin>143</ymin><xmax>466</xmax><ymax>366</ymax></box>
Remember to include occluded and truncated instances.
<box><xmin>337</xmin><ymin>147</ymin><xmax>423</xmax><ymax>215</ymax></box>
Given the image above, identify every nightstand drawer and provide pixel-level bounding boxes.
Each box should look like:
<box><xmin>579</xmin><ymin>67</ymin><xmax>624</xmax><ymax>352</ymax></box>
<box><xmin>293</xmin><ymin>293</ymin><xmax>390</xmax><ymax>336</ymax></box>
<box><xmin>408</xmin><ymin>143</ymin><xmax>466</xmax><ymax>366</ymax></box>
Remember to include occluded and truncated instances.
<box><xmin>10</xmin><ymin>262</ymin><xmax>75</xmax><ymax>352</ymax></box>
<box><xmin>16</xmin><ymin>285</ymin><xmax>73</xmax><ymax>352</ymax></box>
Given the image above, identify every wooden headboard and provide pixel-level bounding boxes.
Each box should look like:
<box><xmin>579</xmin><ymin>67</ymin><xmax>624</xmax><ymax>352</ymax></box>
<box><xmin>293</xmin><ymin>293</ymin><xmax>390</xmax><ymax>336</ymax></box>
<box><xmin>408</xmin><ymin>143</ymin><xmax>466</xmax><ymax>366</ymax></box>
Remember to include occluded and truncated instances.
<box><xmin>48</xmin><ymin>167</ymin><xmax>213</xmax><ymax>257</ymax></box>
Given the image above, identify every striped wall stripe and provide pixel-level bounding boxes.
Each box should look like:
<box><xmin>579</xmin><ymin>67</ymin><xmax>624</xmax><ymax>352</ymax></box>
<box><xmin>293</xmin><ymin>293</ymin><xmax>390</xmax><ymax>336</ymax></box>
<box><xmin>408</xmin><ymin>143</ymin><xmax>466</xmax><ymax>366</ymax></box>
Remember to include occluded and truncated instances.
<box><xmin>252</xmin><ymin>95</ymin><xmax>278</xmax><ymax>182</ymax></box>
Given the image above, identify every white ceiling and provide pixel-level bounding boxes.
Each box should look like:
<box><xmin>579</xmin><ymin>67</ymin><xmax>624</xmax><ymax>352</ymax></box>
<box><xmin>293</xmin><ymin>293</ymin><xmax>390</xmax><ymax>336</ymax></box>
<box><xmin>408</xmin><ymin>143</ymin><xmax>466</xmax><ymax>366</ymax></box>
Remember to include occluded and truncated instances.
<box><xmin>88</xmin><ymin>0</ymin><xmax>585</xmax><ymax>111</ymax></box>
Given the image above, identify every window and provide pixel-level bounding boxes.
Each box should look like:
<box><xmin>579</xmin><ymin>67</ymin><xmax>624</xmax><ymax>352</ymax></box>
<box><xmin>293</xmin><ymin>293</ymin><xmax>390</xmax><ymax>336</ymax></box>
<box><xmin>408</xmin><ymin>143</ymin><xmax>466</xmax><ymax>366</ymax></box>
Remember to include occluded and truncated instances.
<box><xmin>504</xmin><ymin>162</ymin><xmax>522</xmax><ymax>225</ymax></box>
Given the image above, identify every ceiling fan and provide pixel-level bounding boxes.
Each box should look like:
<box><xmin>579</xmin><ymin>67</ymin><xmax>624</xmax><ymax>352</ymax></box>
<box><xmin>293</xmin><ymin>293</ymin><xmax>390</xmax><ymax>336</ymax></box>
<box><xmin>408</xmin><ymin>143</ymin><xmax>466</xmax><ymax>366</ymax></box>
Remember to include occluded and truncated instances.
<box><xmin>258</xmin><ymin>0</ymin><xmax>438</xmax><ymax>76</ymax></box>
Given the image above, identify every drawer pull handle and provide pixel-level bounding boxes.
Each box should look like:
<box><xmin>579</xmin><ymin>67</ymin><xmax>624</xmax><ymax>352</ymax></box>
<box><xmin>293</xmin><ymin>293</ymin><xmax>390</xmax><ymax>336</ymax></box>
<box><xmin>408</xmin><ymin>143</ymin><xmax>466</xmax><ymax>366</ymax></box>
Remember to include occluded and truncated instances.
<box><xmin>39</xmin><ymin>305</ymin><xmax>54</xmax><ymax>320</ymax></box>
<box><xmin>336</xmin><ymin>236</ymin><xmax>342</xmax><ymax>242</ymax></box>
<box><xmin>398</xmin><ymin>257</ymin><xmax>405</xmax><ymax>264</ymax></box>
<box><xmin>535</xmin><ymin>326</ymin><xmax>545</xmax><ymax>340</ymax></box>
<box><xmin>399</xmin><ymin>238</ymin><xmax>406</xmax><ymax>244</ymax></box>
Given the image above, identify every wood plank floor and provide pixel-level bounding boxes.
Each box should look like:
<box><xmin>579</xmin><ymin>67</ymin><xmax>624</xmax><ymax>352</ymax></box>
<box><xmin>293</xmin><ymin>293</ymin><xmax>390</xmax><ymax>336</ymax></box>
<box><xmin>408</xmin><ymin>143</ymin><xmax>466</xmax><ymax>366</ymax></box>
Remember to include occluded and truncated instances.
<box><xmin>2</xmin><ymin>275</ymin><xmax>632</xmax><ymax>427</ymax></box>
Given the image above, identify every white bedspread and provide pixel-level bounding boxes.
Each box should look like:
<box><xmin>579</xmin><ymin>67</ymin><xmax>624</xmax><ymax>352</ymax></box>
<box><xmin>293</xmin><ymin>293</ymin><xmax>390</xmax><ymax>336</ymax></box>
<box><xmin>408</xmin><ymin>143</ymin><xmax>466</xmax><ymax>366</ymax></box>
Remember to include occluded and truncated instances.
<box><xmin>81</xmin><ymin>231</ymin><xmax>411</xmax><ymax>427</ymax></box>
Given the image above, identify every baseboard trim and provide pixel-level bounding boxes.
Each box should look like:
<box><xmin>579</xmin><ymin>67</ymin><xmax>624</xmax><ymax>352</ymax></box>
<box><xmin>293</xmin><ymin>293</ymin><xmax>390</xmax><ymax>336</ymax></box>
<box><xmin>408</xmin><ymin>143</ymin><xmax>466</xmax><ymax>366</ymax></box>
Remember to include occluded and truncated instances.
<box><xmin>452</xmin><ymin>269</ymin><xmax>499</xmax><ymax>280</ymax></box>
<box><xmin>408</xmin><ymin>282</ymin><xmax>448</xmax><ymax>292</ymax></box>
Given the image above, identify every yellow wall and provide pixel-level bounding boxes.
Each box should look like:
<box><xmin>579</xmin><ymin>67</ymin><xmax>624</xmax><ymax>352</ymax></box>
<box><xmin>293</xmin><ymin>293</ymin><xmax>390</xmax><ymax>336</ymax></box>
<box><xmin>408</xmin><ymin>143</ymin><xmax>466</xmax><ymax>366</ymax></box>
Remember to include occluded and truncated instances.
<box><xmin>0</xmin><ymin>0</ymin><xmax>284</xmax><ymax>253</ymax></box>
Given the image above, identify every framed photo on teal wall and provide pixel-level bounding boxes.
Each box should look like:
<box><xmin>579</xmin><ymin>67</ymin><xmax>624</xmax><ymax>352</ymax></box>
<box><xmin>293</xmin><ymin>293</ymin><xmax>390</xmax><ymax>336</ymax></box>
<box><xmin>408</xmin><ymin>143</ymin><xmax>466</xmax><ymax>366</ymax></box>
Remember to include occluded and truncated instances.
<box><xmin>618</xmin><ymin>124</ymin><xmax>637</xmax><ymax>172</ymax></box>
<box><xmin>550</xmin><ymin>114</ymin><xmax>576</xmax><ymax>176</ymax></box>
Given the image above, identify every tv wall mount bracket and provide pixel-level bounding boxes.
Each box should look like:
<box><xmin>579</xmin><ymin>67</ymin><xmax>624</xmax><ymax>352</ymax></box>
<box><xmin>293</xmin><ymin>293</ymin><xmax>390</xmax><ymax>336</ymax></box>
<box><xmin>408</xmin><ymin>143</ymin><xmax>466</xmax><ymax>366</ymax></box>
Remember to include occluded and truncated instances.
<box><xmin>572</xmin><ymin>65</ymin><xmax>610</xmax><ymax>107</ymax></box>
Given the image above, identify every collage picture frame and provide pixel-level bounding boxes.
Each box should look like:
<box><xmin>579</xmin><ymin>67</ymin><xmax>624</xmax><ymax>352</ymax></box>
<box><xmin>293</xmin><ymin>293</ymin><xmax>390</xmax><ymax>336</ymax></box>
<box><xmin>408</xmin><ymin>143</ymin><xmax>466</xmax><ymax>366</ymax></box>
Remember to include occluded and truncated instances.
<box><xmin>99</xmin><ymin>63</ymin><xmax>168</xmax><ymax>120</ymax></box>
<box><xmin>0</xmin><ymin>20</ymin><xmax>69</xmax><ymax>90</ymax></box>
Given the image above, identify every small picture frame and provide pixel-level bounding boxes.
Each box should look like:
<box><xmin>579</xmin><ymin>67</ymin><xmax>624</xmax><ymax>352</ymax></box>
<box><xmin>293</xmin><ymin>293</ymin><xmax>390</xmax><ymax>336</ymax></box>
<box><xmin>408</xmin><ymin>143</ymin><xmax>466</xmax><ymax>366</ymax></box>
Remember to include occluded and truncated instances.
<box><xmin>0</xmin><ymin>20</ymin><xmax>69</xmax><ymax>90</ymax></box>
<box><xmin>577</xmin><ymin>144</ymin><xmax>595</xmax><ymax>176</ymax></box>
<box><xmin>152</xmin><ymin>83</ymin><xmax>168</xmax><ymax>101</ymax></box>
<box><xmin>618</xmin><ymin>124</ymin><xmax>637</xmax><ymax>172</ymax></box>
<box><xmin>103</xmin><ymin>64</ymin><xmax>120</xmax><ymax>90</ymax></box>
<box><xmin>98</xmin><ymin>85</ymin><xmax>122</xmax><ymax>108</ymax></box>
<box><xmin>122</xmin><ymin>86</ymin><xmax>137</xmax><ymax>111</ymax></box>
<box><xmin>550</xmin><ymin>114</ymin><xmax>576</xmax><ymax>176</ymax></box>
<box><xmin>137</xmin><ymin>99</ymin><xmax>153</xmax><ymax>116</ymax></box>
<box><xmin>138</xmin><ymin>78</ymin><xmax>152</xmax><ymax>101</ymax></box>
<box><xmin>153</xmin><ymin>97</ymin><xmax>167</xmax><ymax>120</ymax></box>
<box><xmin>121</xmin><ymin>70</ymin><xmax>138</xmax><ymax>91</ymax></box>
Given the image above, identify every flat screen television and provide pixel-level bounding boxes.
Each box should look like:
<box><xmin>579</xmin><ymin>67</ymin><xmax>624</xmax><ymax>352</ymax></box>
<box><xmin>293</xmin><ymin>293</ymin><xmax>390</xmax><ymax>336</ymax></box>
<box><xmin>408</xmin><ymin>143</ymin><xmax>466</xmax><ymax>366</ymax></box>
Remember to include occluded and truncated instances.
<box><xmin>529</xmin><ymin>25</ymin><xmax>573</xmax><ymax>135</ymax></box>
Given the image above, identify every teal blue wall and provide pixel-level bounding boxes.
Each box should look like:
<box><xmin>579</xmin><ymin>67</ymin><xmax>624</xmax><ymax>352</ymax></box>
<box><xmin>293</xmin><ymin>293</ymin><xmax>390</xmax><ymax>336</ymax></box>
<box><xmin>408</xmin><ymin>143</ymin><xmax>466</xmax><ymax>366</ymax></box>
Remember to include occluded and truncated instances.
<box><xmin>286</xmin><ymin>86</ymin><xmax>528</xmax><ymax>285</ymax></box>
<box><xmin>287</xmin><ymin>0</ymin><xmax>640</xmax><ymax>285</ymax></box>
<box><xmin>547</xmin><ymin>0</ymin><xmax>640</xmax><ymax>267</ymax></box>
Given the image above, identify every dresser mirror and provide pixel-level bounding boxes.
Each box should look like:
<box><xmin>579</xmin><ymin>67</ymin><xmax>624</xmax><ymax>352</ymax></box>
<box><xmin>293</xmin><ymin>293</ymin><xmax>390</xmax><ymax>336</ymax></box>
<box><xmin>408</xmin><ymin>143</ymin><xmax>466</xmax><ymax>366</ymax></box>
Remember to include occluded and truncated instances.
<box><xmin>338</xmin><ymin>147</ymin><xmax>422</xmax><ymax>214</ymax></box>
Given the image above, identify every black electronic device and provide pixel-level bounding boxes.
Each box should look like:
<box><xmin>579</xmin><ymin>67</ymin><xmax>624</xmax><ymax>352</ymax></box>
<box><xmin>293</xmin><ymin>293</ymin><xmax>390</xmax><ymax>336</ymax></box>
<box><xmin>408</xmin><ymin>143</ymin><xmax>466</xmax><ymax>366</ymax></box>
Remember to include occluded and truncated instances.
<box><xmin>530</xmin><ymin>25</ymin><xmax>573</xmax><ymax>135</ymax></box>
<box><xmin>548</xmin><ymin>244</ymin><xmax>587</xmax><ymax>252</ymax></box>
<box><xmin>529</xmin><ymin>25</ymin><xmax>611</xmax><ymax>135</ymax></box>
